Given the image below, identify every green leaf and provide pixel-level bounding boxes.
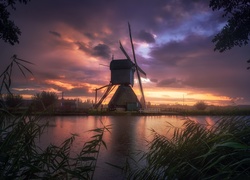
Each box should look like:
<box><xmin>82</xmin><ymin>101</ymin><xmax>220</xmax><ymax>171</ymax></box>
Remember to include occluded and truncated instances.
<box><xmin>215</xmin><ymin>142</ymin><xmax>249</xmax><ymax>149</ymax></box>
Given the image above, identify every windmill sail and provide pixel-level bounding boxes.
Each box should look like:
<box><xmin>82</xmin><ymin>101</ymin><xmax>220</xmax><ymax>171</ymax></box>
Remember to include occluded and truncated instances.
<box><xmin>128</xmin><ymin>22</ymin><xmax>146</xmax><ymax>108</ymax></box>
<box><xmin>119</xmin><ymin>41</ymin><xmax>132</xmax><ymax>61</ymax></box>
<box><xmin>119</xmin><ymin>41</ymin><xmax>146</xmax><ymax>77</ymax></box>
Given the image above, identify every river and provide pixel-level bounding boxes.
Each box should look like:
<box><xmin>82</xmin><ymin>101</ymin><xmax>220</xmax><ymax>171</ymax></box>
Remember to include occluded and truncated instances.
<box><xmin>38</xmin><ymin>115</ymin><xmax>217</xmax><ymax>180</ymax></box>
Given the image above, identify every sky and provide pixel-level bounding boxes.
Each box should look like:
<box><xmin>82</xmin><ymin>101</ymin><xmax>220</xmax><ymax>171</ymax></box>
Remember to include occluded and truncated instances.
<box><xmin>1</xmin><ymin>0</ymin><xmax>250</xmax><ymax>106</ymax></box>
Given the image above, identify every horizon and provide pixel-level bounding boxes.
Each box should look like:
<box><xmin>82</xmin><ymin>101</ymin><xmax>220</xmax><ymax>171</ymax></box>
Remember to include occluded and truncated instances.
<box><xmin>5</xmin><ymin>92</ymin><xmax>250</xmax><ymax>107</ymax></box>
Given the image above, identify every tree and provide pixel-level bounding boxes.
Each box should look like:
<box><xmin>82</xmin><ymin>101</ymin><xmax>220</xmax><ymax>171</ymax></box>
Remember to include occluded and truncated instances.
<box><xmin>32</xmin><ymin>91</ymin><xmax>58</xmax><ymax>111</ymax></box>
<box><xmin>0</xmin><ymin>0</ymin><xmax>31</xmax><ymax>45</ymax></box>
<box><xmin>209</xmin><ymin>0</ymin><xmax>250</xmax><ymax>52</ymax></box>
<box><xmin>4</xmin><ymin>94</ymin><xmax>23</xmax><ymax>108</ymax></box>
<box><xmin>194</xmin><ymin>101</ymin><xmax>207</xmax><ymax>111</ymax></box>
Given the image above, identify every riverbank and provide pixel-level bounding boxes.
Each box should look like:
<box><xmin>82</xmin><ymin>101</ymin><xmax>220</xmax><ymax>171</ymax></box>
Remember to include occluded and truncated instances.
<box><xmin>53</xmin><ymin>109</ymin><xmax>250</xmax><ymax>116</ymax></box>
<box><xmin>88</xmin><ymin>109</ymin><xmax>250</xmax><ymax>116</ymax></box>
<box><xmin>7</xmin><ymin>108</ymin><xmax>250</xmax><ymax>116</ymax></box>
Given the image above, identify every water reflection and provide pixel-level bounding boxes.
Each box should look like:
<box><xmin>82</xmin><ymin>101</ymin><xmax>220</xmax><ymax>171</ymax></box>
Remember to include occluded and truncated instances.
<box><xmin>38</xmin><ymin>115</ymin><xmax>216</xmax><ymax>180</ymax></box>
<box><xmin>188</xmin><ymin>116</ymin><xmax>216</xmax><ymax>130</ymax></box>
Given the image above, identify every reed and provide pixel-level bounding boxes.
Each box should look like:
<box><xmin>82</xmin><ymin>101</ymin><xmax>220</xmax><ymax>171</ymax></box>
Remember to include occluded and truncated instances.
<box><xmin>124</xmin><ymin>116</ymin><xmax>250</xmax><ymax>179</ymax></box>
<box><xmin>0</xmin><ymin>56</ymin><xmax>111</xmax><ymax>179</ymax></box>
<box><xmin>0</xmin><ymin>112</ymin><xmax>111</xmax><ymax>179</ymax></box>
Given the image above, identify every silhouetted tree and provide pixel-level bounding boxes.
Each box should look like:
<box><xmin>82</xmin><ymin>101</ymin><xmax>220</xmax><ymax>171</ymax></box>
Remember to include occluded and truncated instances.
<box><xmin>32</xmin><ymin>91</ymin><xmax>58</xmax><ymax>111</ymax></box>
<box><xmin>209</xmin><ymin>0</ymin><xmax>250</xmax><ymax>52</ymax></box>
<box><xmin>194</xmin><ymin>101</ymin><xmax>207</xmax><ymax>111</ymax></box>
<box><xmin>0</xmin><ymin>0</ymin><xmax>31</xmax><ymax>45</ymax></box>
<box><xmin>4</xmin><ymin>94</ymin><xmax>23</xmax><ymax>108</ymax></box>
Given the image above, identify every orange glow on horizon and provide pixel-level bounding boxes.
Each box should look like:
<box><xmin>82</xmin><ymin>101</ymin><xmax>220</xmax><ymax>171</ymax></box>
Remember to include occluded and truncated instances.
<box><xmin>144</xmin><ymin>89</ymin><xmax>231</xmax><ymax>106</ymax></box>
<box><xmin>45</xmin><ymin>80</ymin><xmax>75</xmax><ymax>90</ymax></box>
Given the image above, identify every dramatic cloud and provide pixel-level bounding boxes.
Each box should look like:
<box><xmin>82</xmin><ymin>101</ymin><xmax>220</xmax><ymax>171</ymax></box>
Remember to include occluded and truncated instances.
<box><xmin>92</xmin><ymin>44</ymin><xmax>111</xmax><ymax>59</ymax></box>
<box><xmin>157</xmin><ymin>78</ymin><xmax>184</xmax><ymax>88</ymax></box>
<box><xmin>1</xmin><ymin>0</ymin><xmax>249</xmax><ymax>105</ymax></box>
<box><xmin>75</xmin><ymin>41</ymin><xmax>91</xmax><ymax>54</ymax></box>
<box><xmin>137</xmin><ymin>30</ymin><xmax>155</xmax><ymax>43</ymax></box>
<box><xmin>49</xmin><ymin>31</ymin><xmax>61</xmax><ymax>38</ymax></box>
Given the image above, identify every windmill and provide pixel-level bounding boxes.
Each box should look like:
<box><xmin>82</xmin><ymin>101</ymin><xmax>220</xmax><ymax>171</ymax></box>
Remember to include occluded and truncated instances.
<box><xmin>94</xmin><ymin>23</ymin><xmax>146</xmax><ymax>111</ymax></box>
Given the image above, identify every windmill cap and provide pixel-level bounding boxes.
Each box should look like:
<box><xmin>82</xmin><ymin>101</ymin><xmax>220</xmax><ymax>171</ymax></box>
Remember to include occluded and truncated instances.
<box><xmin>110</xmin><ymin>59</ymin><xmax>134</xmax><ymax>70</ymax></box>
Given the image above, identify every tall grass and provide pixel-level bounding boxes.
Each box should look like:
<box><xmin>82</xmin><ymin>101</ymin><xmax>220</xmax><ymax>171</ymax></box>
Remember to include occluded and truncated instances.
<box><xmin>0</xmin><ymin>56</ymin><xmax>111</xmax><ymax>179</ymax></box>
<box><xmin>124</xmin><ymin>116</ymin><xmax>250</xmax><ymax>179</ymax></box>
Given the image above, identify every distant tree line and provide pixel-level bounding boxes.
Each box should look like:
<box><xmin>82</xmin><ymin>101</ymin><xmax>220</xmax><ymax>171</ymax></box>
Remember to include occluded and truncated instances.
<box><xmin>32</xmin><ymin>91</ymin><xmax>58</xmax><ymax>111</ymax></box>
<box><xmin>194</xmin><ymin>101</ymin><xmax>208</xmax><ymax>111</ymax></box>
<box><xmin>2</xmin><ymin>91</ymin><xmax>58</xmax><ymax>111</ymax></box>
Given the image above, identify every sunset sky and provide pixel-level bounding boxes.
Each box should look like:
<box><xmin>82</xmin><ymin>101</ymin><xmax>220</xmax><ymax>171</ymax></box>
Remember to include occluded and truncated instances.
<box><xmin>1</xmin><ymin>0</ymin><xmax>250</xmax><ymax>106</ymax></box>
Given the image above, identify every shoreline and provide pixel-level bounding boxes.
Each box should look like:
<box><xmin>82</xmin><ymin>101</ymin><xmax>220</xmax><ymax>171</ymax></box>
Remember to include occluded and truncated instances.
<box><xmin>9</xmin><ymin>110</ymin><xmax>250</xmax><ymax>116</ymax></box>
<box><xmin>61</xmin><ymin>108</ymin><xmax>250</xmax><ymax>116</ymax></box>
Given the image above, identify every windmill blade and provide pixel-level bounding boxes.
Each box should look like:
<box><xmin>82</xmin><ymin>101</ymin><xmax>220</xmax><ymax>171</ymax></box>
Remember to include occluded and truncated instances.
<box><xmin>119</xmin><ymin>41</ymin><xmax>134</xmax><ymax>63</ymax></box>
<box><xmin>128</xmin><ymin>22</ymin><xmax>146</xmax><ymax>109</ymax></box>
<box><xmin>137</xmin><ymin>65</ymin><xmax>146</xmax><ymax>77</ymax></box>
<box><xmin>128</xmin><ymin>23</ymin><xmax>138</xmax><ymax>68</ymax></box>
<box><xmin>120</xmin><ymin>40</ymin><xmax>146</xmax><ymax>77</ymax></box>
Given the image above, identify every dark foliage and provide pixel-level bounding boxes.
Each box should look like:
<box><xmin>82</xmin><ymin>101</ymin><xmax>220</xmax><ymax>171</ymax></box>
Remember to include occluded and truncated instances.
<box><xmin>32</xmin><ymin>91</ymin><xmax>58</xmax><ymax>111</ymax></box>
<box><xmin>0</xmin><ymin>0</ymin><xmax>31</xmax><ymax>45</ymax></box>
<box><xmin>209</xmin><ymin>0</ymin><xmax>250</xmax><ymax>52</ymax></box>
<box><xmin>4</xmin><ymin>94</ymin><xmax>23</xmax><ymax>108</ymax></box>
<box><xmin>194</xmin><ymin>101</ymin><xmax>207</xmax><ymax>111</ymax></box>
